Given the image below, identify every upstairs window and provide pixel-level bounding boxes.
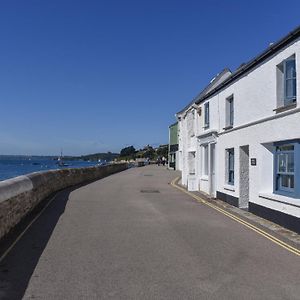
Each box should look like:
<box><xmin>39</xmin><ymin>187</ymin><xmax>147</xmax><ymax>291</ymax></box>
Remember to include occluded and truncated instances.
<box><xmin>277</xmin><ymin>55</ymin><xmax>297</xmax><ymax>107</ymax></box>
<box><xmin>275</xmin><ymin>144</ymin><xmax>294</xmax><ymax>192</ymax></box>
<box><xmin>187</xmin><ymin>110</ymin><xmax>195</xmax><ymax>137</ymax></box>
<box><xmin>225</xmin><ymin>95</ymin><xmax>234</xmax><ymax>128</ymax></box>
<box><xmin>204</xmin><ymin>102</ymin><xmax>210</xmax><ymax>128</ymax></box>
<box><xmin>285</xmin><ymin>58</ymin><xmax>296</xmax><ymax>103</ymax></box>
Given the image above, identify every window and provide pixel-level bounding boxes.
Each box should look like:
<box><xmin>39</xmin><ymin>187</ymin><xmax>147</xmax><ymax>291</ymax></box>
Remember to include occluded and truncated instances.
<box><xmin>275</xmin><ymin>144</ymin><xmax>294</xmax><ymax>192</ymax></box>
<box><xmin>204</xmin><ymin>102</ymin><xmax>209</xmax><ymax>128</ymax></box>
<box><xmin>187</xmin><ymin>110</ymin><xmax>195</xmax><ymax>137</ymax></box>
<box><xmin>203</xmin><ymin>145</ymin><xmax>208</xmax><ymax>175</ymax></box>
<box><xmin>226</xmin><ymin>148</ymin><xmax>234</xmax><ymax>185</ymax></box>
<box><xmin>277</xmin><ymin>55</ymin><xmax>297</xmax><ymax>107</ymax></box>
<box><xmin>225</xmin><ymin>95</ymin><xmax>234</xmax><ymax>127</ymax></box>
<box><xmin>284</xmin><ymin>58</ymin><xmax>296</xmax><ymax>104</ymax></box>
<box><xmin>188</xmin><ymin>152</ymin><xmax>196</xmax><ymax>175</ymax></box>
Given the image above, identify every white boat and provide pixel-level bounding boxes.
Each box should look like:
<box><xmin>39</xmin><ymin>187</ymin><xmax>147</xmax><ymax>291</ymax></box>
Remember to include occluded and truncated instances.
<box><xmin>57</xmin><ymin>150</ymin><xmax>69</xmax><ymax>167</ymax></box>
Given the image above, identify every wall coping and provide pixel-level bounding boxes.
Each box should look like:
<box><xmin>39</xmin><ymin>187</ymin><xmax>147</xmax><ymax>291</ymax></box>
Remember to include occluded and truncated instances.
<box><xmin>0</xmin><ymin>175</ymin><xmax>33</xmax><ymax>203</ymax></box>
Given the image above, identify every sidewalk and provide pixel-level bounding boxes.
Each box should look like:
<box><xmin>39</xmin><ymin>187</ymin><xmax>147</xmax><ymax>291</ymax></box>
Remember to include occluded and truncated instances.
<box><xmin>172</xmin><ymin>175</ymin><xmax>300</xmax><ymax>249</ymax></box>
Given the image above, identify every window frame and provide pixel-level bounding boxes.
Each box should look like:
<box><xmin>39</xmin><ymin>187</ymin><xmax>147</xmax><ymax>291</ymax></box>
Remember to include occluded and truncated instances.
<box><xmin>204</xmin><ymin>102</ymin><xmax>210</xmax><ymax>128</ymax></box>
<box><xmin>275</xmin><ymin>144</ymin><xmax>295</xmax><ymax>193</ymax></box>
<box><xmin>283</xmin><ymin>56</ymin><xmax>297</xmax><ymax>105</ymax></box>
<box><xmin>203</xmin><ymin>144</ymin><xmax>209</xmax><ymax>176</ymax></box>
<box><xmin>188</xmin><ymin>151</ymin><xmax>196</xmax><ymax>175</ymax></box>
<box><xmin>225</xmin><ymin>95</ymin><xmax>234</xmax><ymax>128</ymax></box>
<box><xmin>226</xmin><ymin>148</ymin><xmax>235</xmax><ymax>185</ymax></box>
<box><xmin>277</xmin><ymin>54</ymin><xmax>297</xmax><ymax>109</ymax></box>
<box><xmin>187</xmin><ymin>110</ymin><xmax>195</xmax><ymax>137</ymax></box>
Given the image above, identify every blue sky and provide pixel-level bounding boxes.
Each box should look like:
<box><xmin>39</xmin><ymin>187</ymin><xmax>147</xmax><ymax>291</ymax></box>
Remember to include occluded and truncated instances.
<box><xmin>0</xmin><ymin>0</ymin><xmax>299</xmax><ymax>156</ymax></box>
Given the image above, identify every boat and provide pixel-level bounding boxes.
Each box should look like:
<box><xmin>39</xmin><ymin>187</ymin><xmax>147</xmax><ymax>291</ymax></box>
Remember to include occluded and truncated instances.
<box><xmin>57</xmin><ymin>150</ymin><xmax>69</xmax><ymax>167</ymax></box>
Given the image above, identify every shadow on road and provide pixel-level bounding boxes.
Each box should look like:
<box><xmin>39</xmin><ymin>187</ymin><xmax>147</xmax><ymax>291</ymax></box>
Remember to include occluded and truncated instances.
<box><xmin>0</xmin><ymin>184</ymin><xmax>83</xmax><ymax>300</ymax></box>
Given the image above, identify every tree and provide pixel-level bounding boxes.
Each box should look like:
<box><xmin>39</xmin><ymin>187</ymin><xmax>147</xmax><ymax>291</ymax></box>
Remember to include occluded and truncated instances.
<box><xmin>120</xmin><ymin>146</ymin><xmax>136</xmax><ymax>157</ymax></box>
<box><xmin>143</xmin><ymin>146</ymin><xmax>155</xmax><ymax>159</ymax></box>
<box><xmin>156</xmin><ymin>145</ymin><xmax>168</xmax><ymax>158</ymax></box>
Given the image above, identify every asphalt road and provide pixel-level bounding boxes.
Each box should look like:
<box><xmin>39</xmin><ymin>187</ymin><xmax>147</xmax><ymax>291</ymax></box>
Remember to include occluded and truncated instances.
<box><xmin>0</xmin><ymin>165</ymin><xmax>299</xmax><ymax>299</ymax></box>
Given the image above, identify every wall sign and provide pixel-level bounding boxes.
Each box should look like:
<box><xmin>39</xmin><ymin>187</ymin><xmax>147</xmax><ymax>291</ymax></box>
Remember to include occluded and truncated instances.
<box><xmin>251</xmin><ymin>158</ymin><xmax>257</xmax><ymax>166</ymax></box>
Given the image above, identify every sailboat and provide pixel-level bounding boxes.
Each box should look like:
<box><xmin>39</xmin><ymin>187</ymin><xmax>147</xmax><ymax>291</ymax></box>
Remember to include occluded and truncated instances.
<box><xmin>57</xmin><ymin>150</ymin><xmax>68</xmax><ymax>167</ymax></box>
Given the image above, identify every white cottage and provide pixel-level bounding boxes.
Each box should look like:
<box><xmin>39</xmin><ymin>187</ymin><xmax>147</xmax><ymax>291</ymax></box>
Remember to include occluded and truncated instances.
<box><xmin>176</xmin><ymin>26</ymin><xmax>300</xmax><ymax>233</ymax></box>
<box><xmin>177</xmin><ymin>69</ymin><xmax>232</xmax><ymax>191</ymax></box>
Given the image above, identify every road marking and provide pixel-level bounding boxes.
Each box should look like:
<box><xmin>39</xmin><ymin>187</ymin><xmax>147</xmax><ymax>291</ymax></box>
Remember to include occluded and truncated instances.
<box><xmin>171</xmin><ymin>177</ymin><xmax>300</xmax><ymax>257</ymax></box>
<box><xmin>0</xmin><ymin>192</ymin><xmax>60</xmax><ymax>263</ymax></box>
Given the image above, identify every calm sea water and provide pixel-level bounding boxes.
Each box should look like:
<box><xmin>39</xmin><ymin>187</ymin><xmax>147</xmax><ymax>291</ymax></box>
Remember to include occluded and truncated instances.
<box><xmin>0</xmin><ymin>156</ymin><xmax>99</xmax><ymax>181</ymax></box>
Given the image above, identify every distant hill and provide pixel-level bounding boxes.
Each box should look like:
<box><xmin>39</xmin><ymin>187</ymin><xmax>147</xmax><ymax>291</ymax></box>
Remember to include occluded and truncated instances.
<box><xmin>0</xmin><ymin>153</ymin><xmax>120</xmax><ymax>162</ymax></box>
<box><xmin>67</xmin><ymin>152</ymin><xmax>119</xmax><ymax>162</ymax></box>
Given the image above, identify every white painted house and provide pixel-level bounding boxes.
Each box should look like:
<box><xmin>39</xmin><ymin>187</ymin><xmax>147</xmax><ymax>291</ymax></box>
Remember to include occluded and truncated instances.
<box><xmin>177</xmin><ymin>69</ymin><xmax>232</xmax><ymax>190</ymax></box>
<box><xmin>176</xmin><ymin>26</ymin><xmax>300</xmax><ymax>233</ymax></box>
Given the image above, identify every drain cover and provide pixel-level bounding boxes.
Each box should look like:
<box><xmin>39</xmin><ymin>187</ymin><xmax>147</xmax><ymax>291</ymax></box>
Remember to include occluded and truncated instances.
<box><xmin>140</xmin><ymin>189</ymin><xmax>160</xmax><ymax>193</ymax></box>
<box><xmin>144</xmin><ymin>174</ymin><xmax>153</xmax><ymax>176</ymax></box>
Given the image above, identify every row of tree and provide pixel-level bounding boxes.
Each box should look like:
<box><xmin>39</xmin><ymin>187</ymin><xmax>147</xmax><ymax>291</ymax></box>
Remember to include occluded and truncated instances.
<box><xmin>64</xmin><ymin>144</ymin><xmax>168</xmax><ymax>163</ymax></box>
<box><xmin>66</xmin><ymin>152</ymin><xmax>119</xmax><ymax>162</ymax></box>
<box><xmin>119</xmin><ymin>145</ymin><xmax>168</xmax><ymax>161</ymax></box>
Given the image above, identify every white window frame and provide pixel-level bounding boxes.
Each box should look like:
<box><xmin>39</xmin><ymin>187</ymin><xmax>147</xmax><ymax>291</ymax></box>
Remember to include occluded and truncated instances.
<box><xmin>203</xmin><ymin>144</ymin><xmax>208</xmax><ymax>176</ymax></box>
<box><xmin>188</xmin><ymin>151</ymin><xmax>196</xmax><ymax>175</ymax></box>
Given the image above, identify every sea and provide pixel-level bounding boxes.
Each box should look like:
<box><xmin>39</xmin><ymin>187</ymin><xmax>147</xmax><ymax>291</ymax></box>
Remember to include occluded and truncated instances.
<box><xmin>0</xmin><ymin>156</ymin><xmax>99</xmax><ymax>181</ymax></box>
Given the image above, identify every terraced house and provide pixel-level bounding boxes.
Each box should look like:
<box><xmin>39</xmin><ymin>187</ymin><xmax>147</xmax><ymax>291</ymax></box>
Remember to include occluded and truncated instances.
<box><xmin>175</xmin><ymin>26</ymin><xmax>300</xmax><ymax>234</ymax></box>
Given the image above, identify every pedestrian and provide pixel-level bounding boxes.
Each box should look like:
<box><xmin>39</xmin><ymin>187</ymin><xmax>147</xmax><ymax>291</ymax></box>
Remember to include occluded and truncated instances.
<box><xmin>157</xmin><ymin>157</ymin><xmax>161</xmax><ymax>166</ymax></box>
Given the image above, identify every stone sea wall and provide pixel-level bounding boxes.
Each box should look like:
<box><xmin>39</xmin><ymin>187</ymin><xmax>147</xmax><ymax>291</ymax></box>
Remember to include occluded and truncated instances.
<box><xmin>0</xmin><ymin>163</ymin><xmax>128</xmax><ymax>241</ymax></box>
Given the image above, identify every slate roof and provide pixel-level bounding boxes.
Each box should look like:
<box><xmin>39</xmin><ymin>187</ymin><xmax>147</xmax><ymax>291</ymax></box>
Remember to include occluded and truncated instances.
<box><xmin>195</xmin><ymin>25</ymin><xmax>300</xmax><ymax>105</ymax></box>
<box><xmin>176</xmin><ymin>68</ymin><xmax>232</xmax><ymax>115</ymax></box>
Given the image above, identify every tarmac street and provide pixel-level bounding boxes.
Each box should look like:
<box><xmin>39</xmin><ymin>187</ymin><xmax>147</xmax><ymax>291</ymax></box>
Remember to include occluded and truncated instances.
<box><xmin>0</xmin><ymin>165</ymin><xmax>299</xmax><ymax>299</ymax></box>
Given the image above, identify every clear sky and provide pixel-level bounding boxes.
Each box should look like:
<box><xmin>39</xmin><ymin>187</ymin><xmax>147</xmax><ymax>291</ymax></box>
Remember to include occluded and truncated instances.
<box><xmin>0</xmin><ymin>0</ymin><xmax>299</xmax><ymax>156</ymax></box>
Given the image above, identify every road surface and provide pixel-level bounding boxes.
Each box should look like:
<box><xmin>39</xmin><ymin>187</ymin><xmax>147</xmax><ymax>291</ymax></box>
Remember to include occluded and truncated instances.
<box><xmin>0</xmin><ymin>165</ymin><xmax>299</xmax><ymax>299</ymax></box>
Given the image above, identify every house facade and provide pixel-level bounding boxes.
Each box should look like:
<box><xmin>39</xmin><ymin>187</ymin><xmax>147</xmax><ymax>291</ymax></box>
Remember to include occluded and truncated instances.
<box><xmin>177</xmin><ymin>69</ymin><xmax>232</xmax><ymax>190</ymax></box>
<box><xmin>168</xmin><ymin>122</ymin><xmax>179</xmax><ymax>170</ymax></box>
<box><xmin>176</xmin><ymin>26</ymin><xmax>300</xmax><ymax>233</ymax></box>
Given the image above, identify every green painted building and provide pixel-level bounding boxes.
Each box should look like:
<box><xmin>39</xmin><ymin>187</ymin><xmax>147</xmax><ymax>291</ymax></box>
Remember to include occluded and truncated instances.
<box><xmin>168</xmin><ymin>122</ymin><xmax>178</xmax><ymax>170</ymax></box>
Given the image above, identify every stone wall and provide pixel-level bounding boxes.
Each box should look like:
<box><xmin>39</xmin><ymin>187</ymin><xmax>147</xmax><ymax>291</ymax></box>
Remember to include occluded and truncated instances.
<box><xmin>0</xmin><ymin>163</ymin><xmax>128</xmax><ymax>241</ymax></box>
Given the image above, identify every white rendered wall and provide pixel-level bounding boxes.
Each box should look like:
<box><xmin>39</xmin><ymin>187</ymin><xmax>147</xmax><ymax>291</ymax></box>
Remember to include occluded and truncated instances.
<box><xmin>178</xmin><ymin>37</ymin><xmax>300</xmax><ymax>219</ymax></box>
<box><xmin>218</xmin><ymin>111</ymin><xmax>300</xmax><ymax>217</ymax></box>
<box><xmin>214</xmin><ymin>38</ymin><xmax>300</xmax><ymax>218</ymax></box>
<box><xmin>218</xmin><ymin>39</ymin><xmax>300</xmax><ymax>130</ymax></box>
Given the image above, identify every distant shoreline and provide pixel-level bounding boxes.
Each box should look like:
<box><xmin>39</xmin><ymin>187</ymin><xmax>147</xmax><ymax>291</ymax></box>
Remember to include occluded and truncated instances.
<box><xmin>0</xmin><ymin>152</ymin><xmax>120</xmax><ymax>162</ymax></box>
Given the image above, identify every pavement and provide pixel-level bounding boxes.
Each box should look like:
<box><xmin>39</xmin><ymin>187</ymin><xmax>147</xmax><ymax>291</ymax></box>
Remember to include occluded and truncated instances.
<box><xmin>0</xmin><ymin>165</ymin><xmax>299</xmax><ymax>299</ymax></box>
<box><xmin>173</xmin><ymin>178</ymin><xmax>300</xmax><ymax>249</ymax></box>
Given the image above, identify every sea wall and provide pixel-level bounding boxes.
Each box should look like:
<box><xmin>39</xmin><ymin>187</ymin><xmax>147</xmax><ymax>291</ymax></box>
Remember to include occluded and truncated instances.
<box><xmin>0</xmin><ymin>163</ymin><xmax>128</xmax><ymax>241</ymax></box>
